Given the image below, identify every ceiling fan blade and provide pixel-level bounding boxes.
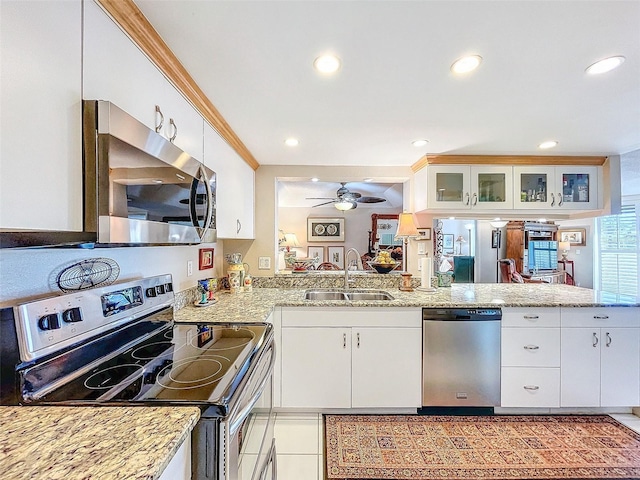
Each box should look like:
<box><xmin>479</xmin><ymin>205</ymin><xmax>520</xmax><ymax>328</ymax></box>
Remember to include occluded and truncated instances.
<box><xmin>312</xmin><ymin>200</ymin><xmax>336</xmax><ymax>207</ymax></box>
<box><xmin>357</xmin><ymin>196</ymin><xmax>386</xmax><ymax>203</ymax></box>
<box><xmin>306</xmin><ymin>197</ymin><xmax>336</xmax><ymax>200</ymax></box>
<box><xmin>343</xmin><ymin>192</ymin><xmax>362</xmax><ymax>199</ymax></box>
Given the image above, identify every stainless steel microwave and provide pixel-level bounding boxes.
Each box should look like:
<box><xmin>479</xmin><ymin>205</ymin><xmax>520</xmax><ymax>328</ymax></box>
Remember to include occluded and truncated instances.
<box><xmin>83</xmin><ymin>100</ymin><xmax>216</xmax><ymax>245</ymax></box>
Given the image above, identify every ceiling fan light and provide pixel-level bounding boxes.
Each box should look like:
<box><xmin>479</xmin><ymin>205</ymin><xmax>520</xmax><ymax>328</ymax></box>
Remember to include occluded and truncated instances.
<box><xmin>335</xmin><ymin>200</ymin><xmax>355</xmax><ymax>211</ymax></box>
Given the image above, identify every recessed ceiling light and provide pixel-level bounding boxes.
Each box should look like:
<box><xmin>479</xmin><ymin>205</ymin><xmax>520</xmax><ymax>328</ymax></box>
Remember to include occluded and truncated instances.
<box><xmin>538</xmin><ymin>140</ymin><xmax>558</xmax><ymax>149</ymax></box>
<box><xmin>313</xmin><ymin>54</ymin><xmax>341</xmax><ymax>74</ymax></box>
<box><xmin>363</xmin><ymin>178</ymin><xmax>373</xmax><ymax>182</ymax></box>
<box><xmin>451</xmin><ymin>55</ymin><xmax>482</xmax><ymax>74</ymax></box>
<box><xmin>284</xmin><ymin>138</ymin><xmax>299</xmax><ymax>147</ymax></box>
<box><xmin>412</xmin><ymin>139</ymin><xmax>429</xmax><ymax>147</ymax></box>
<box><xmin>311</xmin><ymin>177</ymin><xmax>319</xmax><ymax>182</ymax></box>
<box><xmin>585</xmin><ymin>56</ymin><xmax>625</xmax><ymax>75</ymax></box>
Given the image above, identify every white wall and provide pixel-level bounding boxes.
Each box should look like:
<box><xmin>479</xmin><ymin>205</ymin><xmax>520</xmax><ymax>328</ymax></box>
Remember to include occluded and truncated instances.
<box><xmin>0</xmin><ymin>241</ymin><xmax>223</xmax><ymax>307</ymax></box>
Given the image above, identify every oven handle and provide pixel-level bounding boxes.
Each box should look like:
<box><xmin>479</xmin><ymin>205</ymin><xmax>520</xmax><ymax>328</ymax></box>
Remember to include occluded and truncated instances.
<box><xmin>228</xmin><ymin>340</ymin><xmax>276</xmax><ymax>436</ymax></box>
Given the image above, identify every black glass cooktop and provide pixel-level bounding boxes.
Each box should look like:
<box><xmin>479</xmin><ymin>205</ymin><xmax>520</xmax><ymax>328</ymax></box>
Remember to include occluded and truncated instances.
<box><xmin>23</xmin><ymin>321</ymin><xmax>269</xmax><ymax>407</ymax></box>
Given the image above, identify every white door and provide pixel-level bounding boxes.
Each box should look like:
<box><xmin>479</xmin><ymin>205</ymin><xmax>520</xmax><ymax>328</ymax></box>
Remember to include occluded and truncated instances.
<box><xmin>351</xmin><ymin>327</ymin><xmax>422</xmax><ymax>408</ymax></box>
<box><xmin>560</xmin><ymin>328</ymin><xmax>601</xmax><ymax>407</ymax></box>
<box><xmin>281</xmin><ymin>327</ymin><xmax>351</xmax><ymax>408</ymax></box>
<box><xmin>600</xmin><ymin>328</ymin><xmax>640</xmax><ymax>406</ymax></box>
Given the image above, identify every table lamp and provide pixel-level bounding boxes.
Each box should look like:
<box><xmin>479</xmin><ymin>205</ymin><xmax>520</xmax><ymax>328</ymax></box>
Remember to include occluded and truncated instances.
<box><xmin>559</xmin><ymin>241</ymin><xmax>571</xmax><ymax>260</ymax></box>
<box><xmin>395</xmin><ymin>212</ymin><xmax>419</xmax><ymax>273</ymax></box>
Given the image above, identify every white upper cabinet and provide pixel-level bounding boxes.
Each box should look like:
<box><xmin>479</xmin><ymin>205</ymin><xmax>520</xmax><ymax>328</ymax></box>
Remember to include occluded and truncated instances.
<box><xmin>203</xmin><ymin>123</ymin><xmax>255</xmax><ymax>239</ymax></box>
<box><xmin>425</xmin><ymin>165</ymin><xmax>514</xmax><ymax>210</ymax></box>
<box><xmin>513</xmin><ymin>166</ymin><xmax>599</xmax><ymax>211</ymax></box>
<box><xmin>1</xmin><ymin>0</ymin><xmax>82</xmax><ymax>230</ymax></box>
<box><xmin>83</xmin><ymin>0</ymin><xmax>203</xmax><ymax>160</ymax></box>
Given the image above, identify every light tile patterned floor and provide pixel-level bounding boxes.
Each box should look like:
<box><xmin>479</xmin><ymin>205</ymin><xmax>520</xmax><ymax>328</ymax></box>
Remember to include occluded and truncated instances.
<box><xmin>273</xmin><ymin>412</ymin><xmax>640</xmax><ymax>480</ymax></box>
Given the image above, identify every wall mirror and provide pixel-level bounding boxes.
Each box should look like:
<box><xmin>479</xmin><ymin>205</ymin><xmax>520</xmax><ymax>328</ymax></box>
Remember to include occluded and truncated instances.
<box><xmin>370</xmin><ymin>214</ymin><xmax>401</xmax><ymax>252</ymax></box>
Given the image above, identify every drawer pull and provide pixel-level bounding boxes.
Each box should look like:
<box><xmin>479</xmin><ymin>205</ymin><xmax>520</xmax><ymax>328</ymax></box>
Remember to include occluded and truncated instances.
<box><xmin>593</xmin><ymin>315</ymin><xmax>609</xmax><ymax>319</ymax></box>
<box><xmin>523</xmin><ymin>315</ymin><xmax>539</xmax><ymax>319</ymax></box>
<box><xmin>343</xmin><ymin>333</ymin><xmax>346</xmax><ymax>349</ymax></box>
<box><xmin>606</xmin><ymin>332</ymin><xmax>612</xmax><ymax>347</ymax></box>
<box><xmin>593</xmin><ymin>332</ymin><xmax>598</xmax><ymax>347</ymax></box>
<box><xmin>524</xmin><ymin>385</ymin><xmax>540</xmax><ymax>391</ymax></box>
<box><xmin>524</xmin><ymin>345</ymin><xmax>540</xmax><ymax>350</ymax></box>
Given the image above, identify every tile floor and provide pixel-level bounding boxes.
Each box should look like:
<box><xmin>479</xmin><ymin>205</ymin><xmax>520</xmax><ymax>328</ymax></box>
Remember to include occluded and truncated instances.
<box><xmin>273</xmin><ymin>412</ymin><xmax>640</xmax><ymax>480</ymax></box>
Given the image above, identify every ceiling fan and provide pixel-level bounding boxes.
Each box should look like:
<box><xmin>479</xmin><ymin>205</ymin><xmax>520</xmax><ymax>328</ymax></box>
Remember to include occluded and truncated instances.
<box><xmin>306</xmin><ymin>183</ymin><xmax>386</xmax><ymax>210</ymax></box>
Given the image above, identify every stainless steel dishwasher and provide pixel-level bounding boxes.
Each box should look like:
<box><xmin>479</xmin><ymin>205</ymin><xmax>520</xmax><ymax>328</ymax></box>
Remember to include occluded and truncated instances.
<box><xmin>422</xmin><ymin>308</ymin><xmax>501</xmax><ymax>410</ymax></box>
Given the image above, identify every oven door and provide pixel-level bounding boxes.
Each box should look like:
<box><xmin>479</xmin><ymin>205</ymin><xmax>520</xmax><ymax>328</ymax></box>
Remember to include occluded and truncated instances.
<box><xmin>192</xmin><ymin>336</ymin><xmax>275</xmax><ymax>480</ymax></box>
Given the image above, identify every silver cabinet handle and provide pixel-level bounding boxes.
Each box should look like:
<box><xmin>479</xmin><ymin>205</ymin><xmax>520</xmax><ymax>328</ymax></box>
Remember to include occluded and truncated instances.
<box><xmin>472</xmin><ymin>193</ymin><xmax>478</xmax><ymax>206</ymax></box>
<box><xmin>357</xmin><ymin>332</ymin><xmax>360</xmax><ymax>348</ymax></box>
<box><xmin>524</xmin><ymin>385</ymin><xmax>540</xmax><ymax>391</ymax></box>
<box><xmin>592</xmin><ymin>332</ymin><xmax>599</xmax><ymax>347</ymax></box>
<box><xmin>558</xmin><ymin>192</ymin><xmax>563</xmax><ymax>207</ymax></box>
<box><xmin>606</xmin><ymin>332</ymin><xmax>612</xmax><ymax>347</ymax></box>
<box><xmin>464</xmin><ymin>192</ymin><xmax>470</xmax><ymax>205</ymax></box>
<box><xmin>550</xmin><ymin>192</ymin><xmax>555</xmax><ymax>207</ymax></box>
<box><xmin>155</xmin><ymin>105</ymin><xmax>164</xmax><ymax>133</ymax></box>
<box><xmin>524</xmin><ymin>345</ymin><xmax>539</xmax><ymax>350</ymax></box>
<box><xmin>343</xmin><ymin>333</ymin><xmax>346</xmax><ymax>349</ymax></box>
<box><xmin>593</xmin><ymin>315</ymin><xmax>609</xmax><ymax>319</ymax></box>
<box><xmin>523</xmin><ymin>315</ymin><xmax>539</xmax><ymax>320</ymax></box>
<box><xmin>169</xmin><ymin>118</ymin><xmax>177</xmax><ymax>142</ymax></box>
<box><xmin>236</xmin><ymin>219</ymin><xmax>241</xmax><ymax>234</ymax></box>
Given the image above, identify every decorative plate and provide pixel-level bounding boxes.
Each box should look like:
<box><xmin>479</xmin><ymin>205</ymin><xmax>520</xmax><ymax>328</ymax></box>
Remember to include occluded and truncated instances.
<box><xmin>53</xmin><ymin>258</ymin><xmax>120</xmax><ymax>293</ymax></box>
<box><xmin>326</xmin><ymin>224</ymin><xmax>338</xmax><ymax>235</ymax></box>
<box><xmin>314</xmin><ymin>224</ymin><xmax>326</xmax><ymax>235</ymax></box>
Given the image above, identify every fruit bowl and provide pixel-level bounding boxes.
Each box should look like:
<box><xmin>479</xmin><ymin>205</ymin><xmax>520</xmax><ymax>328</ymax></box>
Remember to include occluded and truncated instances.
<box><xmin>289</xmin><ymin>257</ymin><xmax>318</xmax><ymax>272</ymax></box>
<box><xmin>367</xmin><ymin>261</ymin><xmax>400</xmax><ymax>274</ymax></box>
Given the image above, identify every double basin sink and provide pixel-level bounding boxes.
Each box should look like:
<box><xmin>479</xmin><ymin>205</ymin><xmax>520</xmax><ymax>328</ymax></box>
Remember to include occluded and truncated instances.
<box><xmin>303</xmin><ymin>289</ymin><xmax>394</xmax><ymax>301</ymax></box>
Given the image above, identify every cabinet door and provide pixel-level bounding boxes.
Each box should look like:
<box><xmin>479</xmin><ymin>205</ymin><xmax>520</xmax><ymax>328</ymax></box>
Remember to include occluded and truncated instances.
<box><xmin>351</xmin><ymin>327</ymin><xmax>421</xmax><ymax>408</ymax></box>
<box><xmin>427</xmin><ymin>165</ymin><xmax>471</xmax><ymax>209</ymax></box>
<box><xmin>560</xmin><ymin>328</ymin><xmax>601</xmax><ymax>407</ymax></box>
<box><xmin>555</xmin><ymin>166</ymin><xmax>599</xmax><ymax>210</ymax></box>
<box><xmin>1</xmin><ymin>0</ymin><xmax>82</xmax><ymax>230</ymax></box>
<box><xmin>160</xmin><ymin>84</ymin><xmax>204</xmax><ymax>160</ymax></box>
<box><xmin>513</xmin><ymin>166</ymin><xmax>555</xmax><ymax>209</ymax></box>
<box><xmin>281</xmin><ymin>327</ymin><xmax>350</xmax><ymax>408</ymax></box>
<box><xmin>84</xmin><ymin>0</ymin><xmax>166</xmax><ymax>133</ymax></box>
<box><xmin>204</xmin><ymin>123</ymin><xmax>254</xmax><ymax>238</ymax></box>
<box><xmin>470</xmin><ymin>166</ymin><xmax>513</xmax><ymax>210</ymax></box>
<box><xmin>600</xmin><ymin>328</ymin><xmax>640</xmax><ymax>406</ymax></box>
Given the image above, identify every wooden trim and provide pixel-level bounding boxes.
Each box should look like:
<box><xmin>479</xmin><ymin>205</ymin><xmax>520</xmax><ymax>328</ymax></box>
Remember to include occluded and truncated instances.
<box><xmin>96</xmin><ymin>0</ymin><xmax>259</xmax><ymax>170</ymax></box>
<box><xmin>411</xmin><ymin>155</ymin><xmax>429</xmax><ymax>172</ymax></box>
<box><xmin>416</xmin><ymin>155</ymin><xmax>607</xmax><ymax>166</ymax></box>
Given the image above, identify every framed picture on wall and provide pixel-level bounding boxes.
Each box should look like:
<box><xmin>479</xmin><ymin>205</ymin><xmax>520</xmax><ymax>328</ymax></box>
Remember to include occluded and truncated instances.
<box><xmin>443</xmin><ymin>234</ymin><xmax>454</xmax><ymax>252</ymax></box>
<box><xmin>558</xmin><ymin>228</ymin><xmax>586</xmax><ymax>246</ymax></box>
<box><xmin>307</xmin><ymin>217</ymin><xmax>345</xmax><ymax>242</ymax></box>
<box><xmin>417</xmin><ymin>228</ymin><xmax>431</xmax><ymax>240</ymax></box>
<box><xmin>307</xmin><ymin>246</ymin><xmax>325</xmax><ymax>263</ymax></box>
<box><xmin>327</xmin><ymin>246</ymin><xmax>345</xmax><ymax>269</ymax></box>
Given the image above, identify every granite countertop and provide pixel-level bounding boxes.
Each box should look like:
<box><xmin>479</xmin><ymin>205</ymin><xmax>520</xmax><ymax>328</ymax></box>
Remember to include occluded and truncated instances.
<box><xmin>175</xmin><ymin>283</ymin><xmax>639</xmax><ymax>324</ymax></box>
<box><xmin>0</xmin><ymin>406</ymin><xmax>200</xmax><ymax>480</ymax></box>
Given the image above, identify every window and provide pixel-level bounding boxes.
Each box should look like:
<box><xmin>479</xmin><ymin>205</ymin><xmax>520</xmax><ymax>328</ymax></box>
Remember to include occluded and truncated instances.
<box><xmin>597</xmin><ymin>204</ymin><xmax>639</xmax><ymax>302</ymax></box>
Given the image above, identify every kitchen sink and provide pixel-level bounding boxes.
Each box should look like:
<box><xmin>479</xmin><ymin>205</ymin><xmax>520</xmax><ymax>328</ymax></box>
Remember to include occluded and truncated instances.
<box><xmin>303</xmin><ymin>289</ymin><xmax>394</xmax><ymax>301</ymax></box>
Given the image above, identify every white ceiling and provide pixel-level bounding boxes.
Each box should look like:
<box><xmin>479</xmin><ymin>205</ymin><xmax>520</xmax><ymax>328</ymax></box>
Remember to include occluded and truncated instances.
<box><xmin>135</xmin><ymin>0</ymin><xmax>640</xmax><ymax>168</ymax></box>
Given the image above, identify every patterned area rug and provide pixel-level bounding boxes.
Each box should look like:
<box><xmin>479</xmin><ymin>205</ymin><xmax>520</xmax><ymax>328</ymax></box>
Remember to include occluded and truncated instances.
<box><xmin>324</xmin><ymin>415</ymin><xmax>640</xmax><ymax>479</ymax></box>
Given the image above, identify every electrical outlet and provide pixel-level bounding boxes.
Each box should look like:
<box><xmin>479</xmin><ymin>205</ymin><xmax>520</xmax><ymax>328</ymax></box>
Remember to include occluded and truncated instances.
<box><xmin>417</xmin><ymin>260</ymin><xmax>422</xmax><ymax>271</ymax></box>
<box><xmin>258</xmin><ymin>256</ymin><xmax>271</xmax><ymax>269</ymax></box>
<box><xmin>187</xmin><ymin>260</ymin><xmax>193</xmax><ymax>276</ymax></box>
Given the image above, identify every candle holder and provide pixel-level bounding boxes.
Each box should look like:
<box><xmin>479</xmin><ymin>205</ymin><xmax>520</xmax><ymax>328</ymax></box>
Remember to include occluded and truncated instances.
<box><xmin>400</xmin><ymin>272</ymin><xmax>414</xmax><ymax>292</ymax></box>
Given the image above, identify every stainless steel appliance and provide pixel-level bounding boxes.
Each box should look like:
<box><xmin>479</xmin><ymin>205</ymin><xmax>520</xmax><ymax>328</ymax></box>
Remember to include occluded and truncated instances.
<box><xmin>422</xmin><ymin>308</ymin><xmax>501</xmax><ymax>410</ymax></box>
<box><xmin>0</xmin><ymin>275</ymin><xmax>275</xmax><ymax>480</ymax></box>
<box><xmin>1</xmin><ymin>101</ymin><xmax>216</xmax><ymax>248</ymax></box>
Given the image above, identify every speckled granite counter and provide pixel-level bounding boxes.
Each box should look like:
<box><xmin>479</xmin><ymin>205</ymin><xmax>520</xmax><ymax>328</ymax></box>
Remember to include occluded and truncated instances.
<box><xmin>174</xmin><ymin>283</ymin><xmax>639</xmax><ymax>324</ymax></box>
<box><xmin>0</xmin><ymin>406</ymin><xmax>199</xmax><ymax>480</ymax></box>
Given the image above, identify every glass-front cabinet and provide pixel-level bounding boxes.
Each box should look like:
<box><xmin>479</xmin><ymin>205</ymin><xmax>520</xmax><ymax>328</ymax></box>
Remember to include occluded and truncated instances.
<box><xmin>427</xmin><ymin>165</ymin><xmax>513</xmax><ymax>210</ymax></box>
<box><xmin>513</xmin><ymin>166</ymin><xmax>598</xmax><ymax>210</ymax></box>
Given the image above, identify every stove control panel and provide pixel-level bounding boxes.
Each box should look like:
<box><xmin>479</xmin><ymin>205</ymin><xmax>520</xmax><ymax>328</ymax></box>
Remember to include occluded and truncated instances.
<box><xmin>14</xmin><ymin>274</ymin><xmax>174</xmax><ymax>362</ymax></box>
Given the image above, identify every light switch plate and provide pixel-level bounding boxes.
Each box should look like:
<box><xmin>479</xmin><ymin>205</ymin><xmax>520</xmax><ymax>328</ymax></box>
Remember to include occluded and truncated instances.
<box><xmin>258</xmin><ymin>256</ymin><xmax>271</xmax><ymax>269</ymax></box>
<box><xmin>417</xmin><ymin>242</ymin><xmax>426</xmax><ymax>255</ymax></box>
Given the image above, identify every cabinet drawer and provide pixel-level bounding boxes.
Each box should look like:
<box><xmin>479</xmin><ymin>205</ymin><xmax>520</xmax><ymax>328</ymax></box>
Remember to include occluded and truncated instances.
<box><xmin>502</xmin><ymin>328</ymin><xmax>560</xmax><ymax>367</ymax></box>
<box><xmin>561</xmin><ymin>307</ymin><xmax>640</xmax><ymax>328</ymax></box>
<box><xmin>281</xmin><ymin>307</ymin><xmax>420</xmax><ymax>328</ymax></box>
<box><xmin>501</xmin><ymin>367</ymin><xmax>560</xmax><ymax>407</ymax></box>
<box><xmin>502</xmin><ymin>307</ymin><xmax>560</xmax><ymax>327</ymax></box>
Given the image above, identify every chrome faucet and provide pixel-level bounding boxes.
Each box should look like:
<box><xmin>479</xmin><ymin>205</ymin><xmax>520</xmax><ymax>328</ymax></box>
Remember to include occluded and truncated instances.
<box><xmin>344</xmin><ymin>248</ymin><xmax>362</xmax><ymax>289</ymax></box>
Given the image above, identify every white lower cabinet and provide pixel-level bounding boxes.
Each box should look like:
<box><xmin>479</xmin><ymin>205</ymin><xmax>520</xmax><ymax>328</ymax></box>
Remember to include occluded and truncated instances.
<box><xmin>561</xmin><ymin>327</ymin><xmax>640</xmax><ymax>407</ymax></box>
<box><xmin>280</xmin><ymin>308</ymin><xmax>422</xmax><ymax>409</ymax></box>
<box><xmin>158</xmin><ymin>437</ymin><xmax>190</xmax><ymax>480</ymax></box>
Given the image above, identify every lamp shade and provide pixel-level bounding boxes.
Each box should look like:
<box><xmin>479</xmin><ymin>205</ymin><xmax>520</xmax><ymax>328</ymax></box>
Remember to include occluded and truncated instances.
<box><xmin>559</xmin><ymin>241</ymin><xmax>570</xmax><ymax>252</ymax></box>
<box><xmin>395</xmin><ymin>213</ymin><xmax>419</xmax><ymax>238</ymax></box>
<box><xmin>456</xmin><ymin>235</ymin><xmax>466</xmax><ymax>244</ymax></box>
<box><xmin>281</xmin><ymin>233</ymin><xmax>301</xmax><ymax>248</ymax></box>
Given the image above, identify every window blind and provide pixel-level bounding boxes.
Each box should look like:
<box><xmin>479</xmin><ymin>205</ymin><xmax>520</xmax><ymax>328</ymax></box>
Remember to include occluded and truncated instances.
<box><xmin>597</xmin><ymin>204</ymin><xmax>638</xmax><ymax>301</ymax></box>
